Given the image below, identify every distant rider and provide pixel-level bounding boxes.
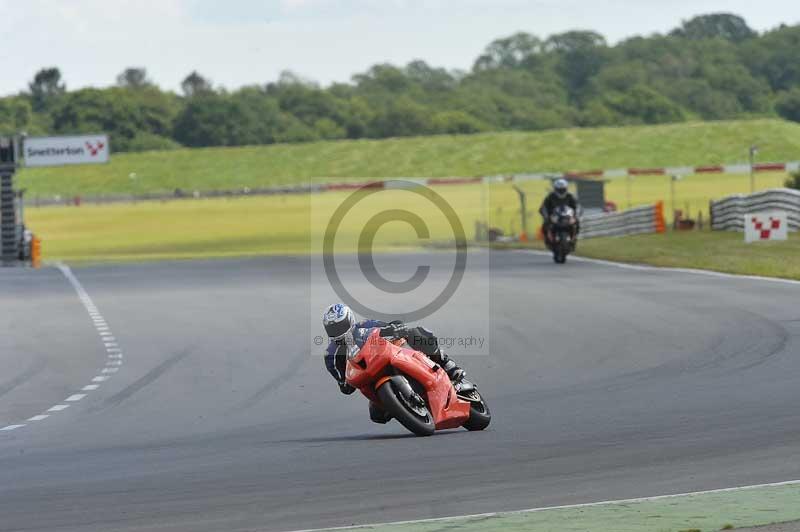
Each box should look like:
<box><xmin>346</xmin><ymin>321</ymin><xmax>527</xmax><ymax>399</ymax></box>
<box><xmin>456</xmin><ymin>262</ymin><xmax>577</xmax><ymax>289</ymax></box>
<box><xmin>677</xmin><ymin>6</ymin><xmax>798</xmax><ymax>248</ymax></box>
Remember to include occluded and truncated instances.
<box><xmin>540</xmin><ymin>178</ymin><xmax>580</xmax><ymax>248</ymax></box>
<box><xmin>322</xmin><ymin>303</ymin><xmax>465</xmax><ymax>423</ymax></box>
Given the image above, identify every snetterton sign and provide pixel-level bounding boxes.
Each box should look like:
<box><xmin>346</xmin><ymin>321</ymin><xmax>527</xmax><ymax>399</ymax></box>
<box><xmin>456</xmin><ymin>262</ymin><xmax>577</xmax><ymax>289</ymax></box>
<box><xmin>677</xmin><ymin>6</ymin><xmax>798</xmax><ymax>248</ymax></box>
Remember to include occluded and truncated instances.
<box><xmin>23</xmin><ymin>134</ymin><xmax>110</xmax><ymax>167</ymax></box>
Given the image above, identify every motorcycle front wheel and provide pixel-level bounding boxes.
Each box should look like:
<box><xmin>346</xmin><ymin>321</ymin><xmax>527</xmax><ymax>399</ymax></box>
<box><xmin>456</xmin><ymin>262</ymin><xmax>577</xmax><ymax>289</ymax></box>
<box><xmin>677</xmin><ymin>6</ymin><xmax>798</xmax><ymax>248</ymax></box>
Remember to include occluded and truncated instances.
<box><xmin>377</xmin><ymin>379</ymin><xmax>435</xmax><ymax>436</ymax></box>
<box><xmin>460</xmin><ymin>389</ymin><xmax>492</xmax><ymax>431</ymax></box>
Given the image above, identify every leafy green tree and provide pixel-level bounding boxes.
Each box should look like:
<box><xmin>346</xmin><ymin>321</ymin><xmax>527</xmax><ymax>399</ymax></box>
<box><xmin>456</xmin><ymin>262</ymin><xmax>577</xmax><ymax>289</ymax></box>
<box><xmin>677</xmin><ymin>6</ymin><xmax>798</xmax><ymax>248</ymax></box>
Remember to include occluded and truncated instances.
<box><xmin>125</xmin><ymin>133</ymin><xmax>182</xmax><ymax>152</ymax></box>
<box><xmin>28</xmin><ymin>67</ymin><xmax>66</xmax><ymax>112</ymax></box>
<box><xmin>545</xmin><ymin>31</ymin><xmax>608</xmax><ymax>100</ymax></box>
<box><xmin>172</xmin><ymin>93</ymin><xmax>250</xmax><ymax>147</ymax></box>
<box><xmin>313</xmin><ymin>118</ymin><xmax>346</xmax><ymax>140</ymax></box>
<box><xmin>50</xmin><ymin>88</ymin><xmax>140</xmax><ymax>149</ymax></box>
<box><xmin>671</xmin><ymin>13</ymin><xmax>756</xmax><ymax>42</ymax></box>
<box><xmin>368</xmin><ymin>97</ymin><xmax>433</xmax><ymax>137</ymax></box>
<box><xmin>116</xmin><ymin>68</ymin><xmax>152</xmax><ymax>89</ymax></box>
<box><xmin>48</xmin><ymin>85</ymin><xmax>178</xmax><ymax>151</ymax></box>
<box><xmin>785</xmin><ymin>170</ymin><xmax>800</xmax><ymax>190</ymax></box>
<box><xmin>4</xmin><ymin>13</ymin><xmax>800</xmax><ymax>151</ymax></box>
<box><xmin>0</xmin><ymin>98</ymin><xmax>34</xmax><ymax>134</ymax></box>
<box><xmin>430</xmin><ymin>111</ymin><xmax>488</xmax><ymax>134</ymax></box>
<box><xmin>602</xmin><ymin>85</ymin><xmax>686</xmax><ymax>124</ymax></box>
<box><xmin>181</xmin><ymin>71</ymin><xmax>214</xmax><ymax>97</ymax></box>
<box><xmin>405</xmin><ymin>60</ymin><xmax>458</xmax><ymax>92</ymax></box>
<box><xmin>473</xmin><ymin>33</ymin><xmax>542</xmax><ymax>71</ymax></box>
<box><xmin>775</xmin><ymin>89</ymin><xmax>800</xmax><ymax>122</ymax></box>
<box><xmin>741</xmin><ymin>25</ymin><xmax>800</xmax><ymax>91</ymax></box>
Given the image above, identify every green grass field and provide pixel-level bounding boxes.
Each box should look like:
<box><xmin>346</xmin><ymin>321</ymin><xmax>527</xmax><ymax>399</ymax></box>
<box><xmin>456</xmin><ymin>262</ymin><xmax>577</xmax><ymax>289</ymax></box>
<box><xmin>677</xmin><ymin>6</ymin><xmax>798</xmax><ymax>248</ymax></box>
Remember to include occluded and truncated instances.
<box><xmin>17</xmin><ymin>119</ymin><xmax>800</xmax><ymax>198</ymax></box>
<box><xmin>28</xmin><ymin>186</ymin><xmax>488</xmax><ymax>262</ymax></box>
<box><xmin>27</xmin><ymin>182</ymin><xmax>800</xmax><ymax>282</ymax></box>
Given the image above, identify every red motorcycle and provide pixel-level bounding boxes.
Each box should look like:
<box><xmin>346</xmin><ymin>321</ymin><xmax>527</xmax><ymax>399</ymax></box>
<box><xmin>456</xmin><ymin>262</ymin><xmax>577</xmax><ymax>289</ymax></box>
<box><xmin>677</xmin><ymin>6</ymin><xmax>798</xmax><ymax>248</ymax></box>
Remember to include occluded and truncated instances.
<box><xmin>345</xmin><ymin>329</ymin><xmax>491</xmax><ymax>436</ymax></box>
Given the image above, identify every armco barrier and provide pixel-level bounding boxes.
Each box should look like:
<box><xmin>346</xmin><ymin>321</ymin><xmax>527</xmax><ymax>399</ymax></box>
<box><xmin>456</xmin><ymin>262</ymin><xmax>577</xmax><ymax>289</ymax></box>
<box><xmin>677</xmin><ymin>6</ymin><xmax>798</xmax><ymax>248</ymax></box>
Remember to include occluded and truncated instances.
<box><xmin>710</xmin><ymin>188</ymin><xmax>800</xmax><ymax>232</ymax></box>
<box><xmin>581</xmin><ymin>202</ymin><xmax>666</xmax><ymax>239</ymax></box>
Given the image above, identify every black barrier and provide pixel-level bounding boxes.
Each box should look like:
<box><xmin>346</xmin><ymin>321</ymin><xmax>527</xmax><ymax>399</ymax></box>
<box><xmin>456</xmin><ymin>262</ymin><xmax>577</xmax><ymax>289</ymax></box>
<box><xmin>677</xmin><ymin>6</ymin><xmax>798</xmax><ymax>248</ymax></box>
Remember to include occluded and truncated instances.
<box><xmin>0</xmin><ymin>137</ymin><xmax>18</xmax><ymax>265</ymax></box>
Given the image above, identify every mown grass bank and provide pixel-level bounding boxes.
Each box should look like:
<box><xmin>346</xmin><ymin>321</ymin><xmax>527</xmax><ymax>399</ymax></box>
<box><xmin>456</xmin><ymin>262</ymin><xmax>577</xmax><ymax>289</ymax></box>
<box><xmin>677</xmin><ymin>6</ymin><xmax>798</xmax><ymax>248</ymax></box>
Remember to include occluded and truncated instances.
<box><xmin>18</xmin><ymin>119</ymin><xmax>800</xmax><ymax>198</ymax></box>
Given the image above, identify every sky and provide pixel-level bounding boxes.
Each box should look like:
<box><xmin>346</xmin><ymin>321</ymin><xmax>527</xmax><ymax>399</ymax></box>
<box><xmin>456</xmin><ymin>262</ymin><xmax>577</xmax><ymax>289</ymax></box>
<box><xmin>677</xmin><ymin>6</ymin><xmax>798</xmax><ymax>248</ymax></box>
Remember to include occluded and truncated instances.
<box><xmin>1</xmin><ymin>0</ymin><xmax>798</xmax><ymax>97</ymax></box>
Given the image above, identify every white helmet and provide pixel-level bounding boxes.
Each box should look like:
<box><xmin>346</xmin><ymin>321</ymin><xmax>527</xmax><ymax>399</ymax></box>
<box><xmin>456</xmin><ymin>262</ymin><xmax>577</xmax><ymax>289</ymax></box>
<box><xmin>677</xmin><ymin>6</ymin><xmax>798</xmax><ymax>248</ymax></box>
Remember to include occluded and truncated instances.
<box><xmin>553</xmin><ymin>178</ymin><xmax>569</xmax><ymax>199</ymax></box>
<box><xmin>323</xmin><ymin>303</ymin><xmax>355</xmax><ymax>340</ymax></box>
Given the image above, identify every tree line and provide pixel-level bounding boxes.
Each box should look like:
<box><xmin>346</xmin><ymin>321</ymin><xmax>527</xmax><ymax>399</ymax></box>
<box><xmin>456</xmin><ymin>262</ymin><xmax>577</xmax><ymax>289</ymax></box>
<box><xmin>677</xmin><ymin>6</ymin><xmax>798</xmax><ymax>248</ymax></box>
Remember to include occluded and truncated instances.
<box><xmin>2</xmin><ymin>13</ymin><xmax>800</xmax><ymax>152</ymax></box>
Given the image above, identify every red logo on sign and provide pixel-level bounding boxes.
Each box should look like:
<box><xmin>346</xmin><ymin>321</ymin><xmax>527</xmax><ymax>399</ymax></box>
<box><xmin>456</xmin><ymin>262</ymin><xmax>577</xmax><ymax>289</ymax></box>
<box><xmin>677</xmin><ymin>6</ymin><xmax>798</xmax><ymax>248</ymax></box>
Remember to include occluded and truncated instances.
<box><xmin>86</xmin><ymin>141</ymin><xmax>105</xmax><ymax>156</ymax></box>
<box><xmin>751</xmin><ymin>216</ymin><xmax>781</xmax><ymax>240</ymax></box>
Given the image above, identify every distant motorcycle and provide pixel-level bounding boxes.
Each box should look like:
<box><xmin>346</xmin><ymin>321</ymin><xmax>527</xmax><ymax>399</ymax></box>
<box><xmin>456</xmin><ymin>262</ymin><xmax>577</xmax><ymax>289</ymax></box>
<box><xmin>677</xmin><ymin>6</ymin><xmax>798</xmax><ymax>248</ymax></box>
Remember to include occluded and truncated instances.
<box><xmin>547</xmin><ymin>205</ymin><xmax>578</xmax><ymax>264</ymax></box>
<box><xmin>345</xmin><ymin>329</ymin><xmax>491</xmax><ymax>436</ymax></box>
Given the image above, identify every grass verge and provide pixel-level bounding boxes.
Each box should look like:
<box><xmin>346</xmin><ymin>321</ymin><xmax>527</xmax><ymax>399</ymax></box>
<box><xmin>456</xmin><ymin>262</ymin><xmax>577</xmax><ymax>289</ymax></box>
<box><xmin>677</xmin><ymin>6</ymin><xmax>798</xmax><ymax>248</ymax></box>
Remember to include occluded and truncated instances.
<box><xmin>309</xmin><ymin>482</ymin><xmax>800</xmax><ymax>532</ymax></box>
<box><xmin>496</xmin><ymin>230</ymin><xmax>800</xmax><ymax>280</ymax></box>
<box><xmin>577</xmin><ymin>230</ymin><xmax>800</xmax><ymax>280</ymax></box>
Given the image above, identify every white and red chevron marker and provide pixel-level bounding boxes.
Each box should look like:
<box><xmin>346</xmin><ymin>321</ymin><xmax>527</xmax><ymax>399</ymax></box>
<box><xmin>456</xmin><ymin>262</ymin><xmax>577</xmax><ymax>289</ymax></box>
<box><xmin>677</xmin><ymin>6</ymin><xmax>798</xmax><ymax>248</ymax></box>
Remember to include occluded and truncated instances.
<box><xmin>572</xmin><ymin>161</ymin><xmax>799</xmax><ymax>179</ymax></box>
<box><xmin>745</xmin><ymin>211</ymin><xmax>788</xmax><ymax>243</ymax></box>
<box><xmin>319</xmin><ymin>161</ymin><xmax>800</xmax><ymax>192</ymax></box>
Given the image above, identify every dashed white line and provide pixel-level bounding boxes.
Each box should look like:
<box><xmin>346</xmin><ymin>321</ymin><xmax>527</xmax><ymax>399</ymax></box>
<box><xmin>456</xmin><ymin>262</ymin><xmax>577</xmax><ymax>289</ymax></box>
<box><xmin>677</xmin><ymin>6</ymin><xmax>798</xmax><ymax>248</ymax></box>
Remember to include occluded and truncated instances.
<box><xmin>0</xmin><ymin>264</ymin><xmax>127</xmax><ymax>436</ymax></box>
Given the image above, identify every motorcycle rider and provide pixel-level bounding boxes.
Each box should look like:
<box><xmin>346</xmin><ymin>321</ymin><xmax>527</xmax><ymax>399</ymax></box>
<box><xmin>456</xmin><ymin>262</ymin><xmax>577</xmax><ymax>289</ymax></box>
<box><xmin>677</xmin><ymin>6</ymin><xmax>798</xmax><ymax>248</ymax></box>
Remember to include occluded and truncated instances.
<box><xmin>322</xmin><ymin>303</ymin><xmax>465</xmax><ymax>423</ymax></box>
<box><xmin>540</xmin><ymin>178</ymin><xmax>580</xmax><ymax>248</ymax></box>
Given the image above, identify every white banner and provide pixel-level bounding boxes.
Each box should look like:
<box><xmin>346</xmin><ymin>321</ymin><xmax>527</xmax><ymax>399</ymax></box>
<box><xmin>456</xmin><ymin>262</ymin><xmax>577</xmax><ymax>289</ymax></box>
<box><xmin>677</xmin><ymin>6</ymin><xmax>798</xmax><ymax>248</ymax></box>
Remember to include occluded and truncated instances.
<box><xmin>23</xmin><ymin>134</ymin><xmax>109</xmax><ymax>167</ymax></box>
<box><xmin>744</xmin><ymin>211</ymin><xmax>788</xmax><ymax>243</ymax></box>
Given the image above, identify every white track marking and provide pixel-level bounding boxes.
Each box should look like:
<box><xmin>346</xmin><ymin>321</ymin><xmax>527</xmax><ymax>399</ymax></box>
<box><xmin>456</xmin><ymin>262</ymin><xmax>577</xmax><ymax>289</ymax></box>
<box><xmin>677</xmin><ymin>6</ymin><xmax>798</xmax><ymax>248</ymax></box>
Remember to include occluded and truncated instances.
<box><xmin>522</xmin><ymin>250</ymin><xmax>800</xmax><ymax>286</ymax></box>
<box><xmin>0</xmin><ymin>264</ymin><xmax>127</xmax><ymax>435</ymax></box>
<box><xmin>284</xmin><ymin>479</ymin><xmax>800</xmax><ymax>532</ymax></box>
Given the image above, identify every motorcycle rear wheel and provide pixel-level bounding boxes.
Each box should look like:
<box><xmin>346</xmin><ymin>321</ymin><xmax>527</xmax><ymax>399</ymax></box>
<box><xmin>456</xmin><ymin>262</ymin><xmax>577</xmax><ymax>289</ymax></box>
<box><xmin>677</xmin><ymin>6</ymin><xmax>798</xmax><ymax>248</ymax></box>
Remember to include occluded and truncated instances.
<box><xmin>377</xmin><ymin>380</ymin><xmax>435</xmax><ymax>436</ymax></box>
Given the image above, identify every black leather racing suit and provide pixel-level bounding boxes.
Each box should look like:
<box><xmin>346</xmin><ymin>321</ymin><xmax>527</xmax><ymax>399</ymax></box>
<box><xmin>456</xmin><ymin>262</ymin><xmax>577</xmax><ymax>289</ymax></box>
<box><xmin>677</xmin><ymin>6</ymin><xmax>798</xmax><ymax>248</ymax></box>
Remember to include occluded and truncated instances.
<box><xmin>540</xmin><ymin>192</ymin><xmax>579</xmax><ymax>247</ymax></box>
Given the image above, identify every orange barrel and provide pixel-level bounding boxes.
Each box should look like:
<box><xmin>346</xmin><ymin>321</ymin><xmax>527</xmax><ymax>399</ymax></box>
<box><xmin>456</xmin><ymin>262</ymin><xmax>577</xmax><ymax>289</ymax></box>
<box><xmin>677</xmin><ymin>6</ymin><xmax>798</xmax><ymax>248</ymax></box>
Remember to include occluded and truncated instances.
<box><xmin>31</xmin><ymin>235</ymin><xmax>42</xmax><ymax>269</ymax></box>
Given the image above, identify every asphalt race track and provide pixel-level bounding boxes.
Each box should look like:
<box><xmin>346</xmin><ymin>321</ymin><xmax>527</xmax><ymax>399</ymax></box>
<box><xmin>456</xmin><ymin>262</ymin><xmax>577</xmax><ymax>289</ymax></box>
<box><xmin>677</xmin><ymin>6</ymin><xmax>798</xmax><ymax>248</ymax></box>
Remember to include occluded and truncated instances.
<box><xmin>2</xmin><ymin>251</ymin><xmax>800</xmax><ymax>532</ymax></box>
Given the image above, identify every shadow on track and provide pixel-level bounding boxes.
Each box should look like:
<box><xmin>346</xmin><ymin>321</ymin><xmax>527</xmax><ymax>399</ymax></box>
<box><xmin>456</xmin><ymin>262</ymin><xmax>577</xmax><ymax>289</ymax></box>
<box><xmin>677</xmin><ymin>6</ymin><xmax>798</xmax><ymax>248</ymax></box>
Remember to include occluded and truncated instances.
<box><xmin>267</xmin><ymin>430</ymin><xmax>469</xmax><ymax>444</ymax></box>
